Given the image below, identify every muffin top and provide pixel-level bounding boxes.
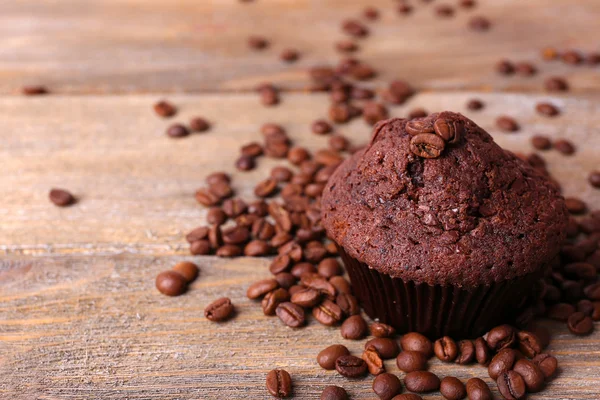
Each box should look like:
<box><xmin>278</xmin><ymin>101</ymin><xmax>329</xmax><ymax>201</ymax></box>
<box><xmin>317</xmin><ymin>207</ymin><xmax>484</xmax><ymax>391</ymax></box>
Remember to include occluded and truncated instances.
<box><xmin>321</xmin><ymin>112</ymin><xmax>568</xmax><ymax>287</ymax></box>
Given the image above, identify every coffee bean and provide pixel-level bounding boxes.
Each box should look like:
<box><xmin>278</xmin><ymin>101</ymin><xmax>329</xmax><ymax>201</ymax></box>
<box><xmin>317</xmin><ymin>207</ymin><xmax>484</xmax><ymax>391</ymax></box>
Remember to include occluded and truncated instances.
<box><xmin>585</xmin><ymin>282</ymin><xmax>600</xmax><ymax>300</ymax></box>
<box><xmin>466</xmin><ymin>378</ymin><xmax>492</xmax><ymax>400</ymax></box>
<box><xmin>545</xmin><ymin>76</ymin><xmax>569</xmax><ymax>92</ymax></box>
<box><xmin>244</xmin><ymin>239</ymin><xmax>270</xmax><ymax>256</ymax></box>
<box><xmin>434</xmin><ymin>336</ymin><xmax>458</xmax><ymax>362</ymax></box>
<box><xmin>488</xmin><ymin>348</ymin><xmax>517</xmax><ymax>380</ymax></box>
<box><xmin>497</xmin><ymin>371</ymin><xmax>526</xmax><ymax>400</ymax></box>
<box><xmin>206</xmin><ymin>172</ymin><xmax>230</xmax><ymax>186</ymax></box>
<box><xmin>474</xmin><ymin>337</ymin><xmax>491</xmax><ymax>365</ymax></box>
<box><xmin>341</xmin><ymin>19</ymin><xmax>369</xmax><ymax>38</ymax></box>
<box><xmin>513</xmin><ymin>359</ymin><xmax>545</xmax><ymax>392</ymax></box>
<box><xmin>313</xmin><ymin>299</ymin><xmax>343</xmax><ymax>326</ymax></box>
<box><xmin>440</xmin><ymin>376</ymin><xmax>466</xmax><ymax>400</ymax></box>
<box><xmin>404</xmin><ymin>371</ymin><xmax>440</xmax><ymax>393</ymax></box>
<box><xmin>280</xmin><ymin>48</ymin><xmax>299</xmax><ymax>63</ymax></box>
<box><xmin>455</xmin><ymin>340</ymin><xmax>475</xmax><ymax>365</ymax></box>
<box><xmin>204</xmin><ymin>297</ymin><xmax>234</xmax><ymax>322</ymax></box>
<box><xmin>577</xmin><ymin>299</ymin><xmax>595</xmax><ymax>316</ymax></box>
<box><xmin>486</xmin><ymin>324</ymin><xmax>517</xmax><ymax>351</ymax></box>
<box><xmin>369</xmin><ymin>322</ymin><xmax>395</xmax><ymax>338</ymax></box>
<box><xmin>410</xmin><ymin>133</ymin><xmax>445</xmax><ymax>158</ymax></box>
<box><xmin>22</xmin><ymin>85</ymin><xmax>48</xmax><ymax>95</ymax></box>
<box><xmin>567</xmin><ymin>311</ymin><xmax>594</xmax><ymax>335</ymax></box>
<box><xmin>153</xmin><ymin>100</ymin><xmax>176</xmax><ymax>117</ymax></box>
<box><xmin>216</xmin><ymin>244</ymin><xmax>242</xmax><ymax>257</ymax></box>
<box><xmin>435</xmin><ymin>4</ymin><xmax>454</xmax><ymax>17</ymax></box>
<box><xmin>266</xmin><ymin>369</ymin><xmax>292</xmax><ymax>398</ymax></box>
<box><xmin>589</xmin><ymin>171</ymin><xmax>600</xmax><ymax>188</ymax></box>
<box><xmin>155</xmin><ymin>270</ymin><xmax>187</xmax><ymax>296</ymax></box>
<box><xmin>363</xmin><ymin>102</ymin><xmax>388</xmax><ymax>125</ymax></box>
<box><xmin>276</xmin><ymin>302</ymin><xmax>305</xmax><ymax>328</ymax></box>
<box><xmin>496</xmin><ymin>116</ymin><xmax>519</xmax><ymax>132</ymax></box>
<box><xmin>262</xmin><ymin>288</ymin><xmax>290</xmax><ymax>316</ymax></box>
<box><xmin>329</xmin><ymin>103</ymin><xmax>353</xmax><ymax>124</ymax></box>
<box><xmin>195</xmin><ymin>188</ymin><xmax>220</xmax><ymax>207</ymax></box>
<box><xmin>546</xmin><ymin>302</ymin><xmax>576</xmax><ymax>321</ymax></box>
<box><xmin>189</xmin><ymin>117</ymin><xmax>210</xmax><ymax>132</ymax></box>
<box><xmin>290</xmin><ymin>262</ymin><xmax>316</xmax><ymax>278</ymax></box>
<box><xmin>247</xmin><ymin>279</ymin><xmax>279</xmax><ymax>299</ymax></box>
<box><xmin>240</xmin><ymin>142</ymin><xmax>264</xmax><ymax>158</ymax></box>
<box><xmin>466</xmin><ymin>98</ymin><xmax>484</xmax><ymax>111</ymax></box>
<box><xmin>190</xmin><ymin>240</ymin><xmax>211</xmax><ymax>255</ymax></box>
<box><xmin>532</xmin><ymin>353</ymin><xmax>558</xmax><ymax>379</ymax></box>
<box><xmin>400</xmin><ymin>333</ymin><xmax>433</xmax><ymax>357</ymax></box>
<box><xmin>536</xmin><ymin>102</ymin><xmax>560</xmax><ymax>117</ymax></box>
<box><xmin>172</xmin><ymin>261</ymin><xmax>199</xmax><ymax>283</ymax></box>
<box><xmin>291</xmin><ymin>287</ymin><xmax>321</xmax><ymax>307</ymax></box>
<box><xmin>49</xmin><ymin>188</ymin><xmax>76</xmax><ymax>207</ymax></box>
<box><xmin>222</xmin><ymin>226</ymin><xmax>250</xmax><ymax>245</ymax></box>
<box><xmin>531</xmin><ymin>135</ymin><xmax>552</xmax><ymax>150</ymax></box>
<box><xmin>269</xmin><ymin>255</ymin><xmax>291</xmax><ymax>275</ymax></box>
<box><xmin>397</xmin><ymin>4</ymin><xmax>413</xmax><ymax>14</ymax></box>
<box><xmin>366</xmin><ymin>337</ymin><xmax>400</xmax><ymax>359</ymax></box>
<box><xmin>341</xmin><ymin>315</ymin><xmax>368</xmax><ymax>340</ymax></box>
<box><xmin>406</xmin><ymin>118</ymin><xmax>435</xmax><ymax>136</ymax></box>
<box><xmin>336</xmin><ymin>355</ymin><xmax>368</xmax><ymax>378</ymax></box>
<box><xmin>317</xmin><ymin>344</ymin><xmax>350</xmax><ymax>370</ymax></box>
<box><xmin>496</xmin><ymin>60</ymin><xmax>515</xmax><ymax>75</ymax></box>
<box><xmin>166</xmin><ymin>123</ymin><xmax>189</xmax><ymax>138</ymax></box>
<box><xmin>335</xmin><ymin>40</ymin><xmax>358</xmax><ymax>53</ymax></box>
<box><xmin>321</xmin><ymin>385</ymin><xmax>348</xmax><ymax>400</ymax></box>
<box><xmin>208</xmin><ymin>224</ymin><xmax>222</xmax><ymax>249</ymax></box>
<box><xmin>565</xmin><ymin>262</ymin><xmax>596</xmax><ymax>280</ymax></box>
<box><xmin>186</xmin><ymin>226</ymin><xmax>209</xmax><ymax>243</ymax></box>
<box><xmin>565</xmin><ymin>197</ymin><xmax>587</xmax><ymax>214</ymax></box>
<box><xmin>248</xmin><ymin>35</ymin><xmax>269</xmax><ymax>50</ymax></box>
<box><xmin>562</xmin><ymin>50</ymin><xmax>584</xmax><ymax>64</ymax></box>
<box><xmin>363</xmin><ymin>6</ymin><xmax>379</xmax><ymax>20</ymax></box>
<box><xmin>517</xmin><ymin>330</ymin><xmax>542</xmax><ymax>358</ymax></box>
<box><xmin>206</xmin><ymin>207</ymin><xmax>227</xmax><ymax>225</ymax></box>
<box><xmin>515</xmin><ymin>62</ymin><xmax>537</xmax><ymax>76</ymax></box>
<box><xmin>396</xmin><ymin>350</ymin><xmax>428</xmax><ymax>372</ymax></box>
<box><xmin>373</xmin><ymin>373</ymin><xmax>402</xmax><ymax>400</ymax></box>
<box><xmin>317</xmin><ymin>258</ymin><xmax>342</xmax><ymax>278</ymax></box>
<box><xmin>235</xmin><ymin>154</ymin><xmax>256</xmax><ymax>171</ymax></box>
<box><xmin>363</xmin><ymin>346</ymin><xmax>385</xmax><ymax>375</ymax></box>
<box><xmin>469</xmin><ymin>16</ymin><xmax>490</xmax><ymax>31</ymax></box>
<box><xmin>274</xmin><ymin>272</ymin><xmax>295</xmax><ymax>289</ymax></box>
<box><xmin>434</xmin><ymin>117</ymin><xmax>464</xmax><ymax>143</ymax></box>
<box><xmin>336</xmin><ymin>292</ymin><xmax>360</xmax><ymax>316</ymax></box>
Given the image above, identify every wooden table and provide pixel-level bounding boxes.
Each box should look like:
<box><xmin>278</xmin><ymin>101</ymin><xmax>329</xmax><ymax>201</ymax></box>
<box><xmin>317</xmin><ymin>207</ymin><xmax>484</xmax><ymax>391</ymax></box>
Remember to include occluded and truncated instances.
<box><xmin>1</xmin><ymin>1</ymin><xmax>599</xmax><ymax>398</ymax></box>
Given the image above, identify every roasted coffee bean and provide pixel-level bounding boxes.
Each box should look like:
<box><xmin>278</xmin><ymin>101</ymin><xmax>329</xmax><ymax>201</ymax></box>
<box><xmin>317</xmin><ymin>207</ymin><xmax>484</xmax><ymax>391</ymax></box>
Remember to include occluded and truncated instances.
<box><xmin>406</xmin><ymin>118</ymin><xmax>435</xmax><ymax>136</ymax></box>
<box><xmin>565</xmin><ymin>197</ymin><xmax>587</xmax><ymax>214</ymax></box>
<box><xmin>455</xmin><ymin>340</ymin><xmax>475</xmax><ymax>365</ymax></box>
<box><xmin>206</xmin><ymin>172</ymin><xmax>230</xmax><ymax>186</ymax></box>
<box><xmin>546</xmin><ymin>302</ymin><xmax>576</xmax><ymax>321</ymax></box>
<box><xmin>287</xmin><ymin>147</ymin><xmax>311</xmax><ymax>165</ymax></box>
<box><xmin>513</xmin><ymin>359</ymin><xmax>545</xmax><ymax>392</ymax></box>
<box><xmin>166</xmin><ymin>123</ymin><xmax>189</xmax><ymax>138</ymax></box>
<box><xmin>531</xmin><ymin>135</ymin><xmax>552</xmax><ymax>150</ymax></box>
<box><xmin>577</xmin><ymin>299</ymin><xmax>595</xmax><ymax>316</ymax></box>
<box><xmin>370</xmin><ymin>322</ymin><xmax>395</xmax><ymax>338</ymax></box>
<box><xmin>363</xmin><ymin>346</ymin><xmax>385</xmax><ymax>376</ymax></box>
<box><xmin>536</xmin><ymin>102</ymin><xmax>560</xmax><ymax>117</ymax></box>
<box><xmin>291</xmin><ymin>262</ymin><xmax>316</xmax><ymax>278</ymax></box>
<box><xmin>532</xmin><ymin>353</ymin><xmax>558</xmax><ymax>379</ymax></box>
<box><xmin>172</xmin><ymin>261</ymin><xmax>199</xmax><ymax>283</ymax></box>
<box><xmin>496</xmin><ymin>116</ymin><xmax>519</xmax><ymax>132</ymax></box>
<box><xmin>517</xmin><ymin>331</ymin><xmax>542</xmax><ymax>358</ymax></box>
<box><xmin>244</xmin><ymin>239</ymin><xmax>270</xmax><ymax>256</ymax></box>
<box><xmin>274</xmin><ymin>272</ymin><xmax>296</xmax><ymax>289</ymax></box>
<box><xmin>589</xmin><ymin>171</ymin><xmax>600</xmax><ymax>188</ymax></box>
<box><xmin>562</xmin><ymin>49</ymin><xmax>583</xmax><ymax>64</ymax></box>
<box><xmin>262</xmin><ymin>288</ymin><xmax>290</xmax><ymax>316</ymax></box>
<box><xmin>248</xmin><ymin>35</ymin><xmax>269</xmax><ymax>50</ymax></box>
<box><xmin>204</xmin><ymin>297</ymin><xmax>234</xmax><ymax>322</ymax></box>
<box><xmin>335</xmin><ymin>40</ymin><xmax>358</xmax><ymax>53</ymax></box>
<box><xmin>291</xmin><ymin>287</ymin><xmax>321</xmax><ymax>307</ymax></box>
<box><xmin>329</xmin><ymin>103</ymin><xmax>353</xmax><ymax>123</ymax></box>
<box><xmin>440</xmin><ymin>376</ymin><xmax>466</xmax><ymax>400</ymax></box>
<box><xmin>312</xmin><ymin>119</ymin><xmax>333</xmax><ymax>135</ymax></box>
<box><xmin>373</xmin><ymin>373</ymin><xmax>402</xmax><ymax>400</ymax></box>
<box><xmin>269</xmin><ymin>254</ymin><xmax>291</xmax><ymax>275</ymax></box>
<box><xmin>400</xmin><ymin>332</ymin><xmax>433</xmax><ymax>357</ymax></box>
<box><xmin>409</xmin><ymin>133</ymin><xmax>445</xmax><ymax>158</ymax></box>
<box><xmin>22</xmin><ymin>85</ymin><xmax>48</xmax><ymax>95</ymax></box>
<box><xmin>486</xmin><ymin>324</ymin><xmax>517</xmax><ymax>351</ymax></box>
<box><xmin>396</xmin><ymin>351</ymin><xmax>428</xmax><ymax>372</ymax></box>
<box><xmin>366</xmin><ymin>338</ymin><xmax>400</xmax><ymax>359</ymax></box>
<box><xmin>567</xmin><ymin>311</ymin><xmax>594</xmax><ymax>335</ymax></box>
<box><xmin>235</xmin><ymin>154</ymin><xmax>256</xmax><ymax>171</ymax></box>
<box><xmin>216</xmin><ymin>244</ymin><xmax>242</xmax><ymax>257</ymax></box>
<box><xmin>341</xmin><ymin>315</ymin><xmax>368</xmax><ymax>340</ymax></box>
<box><xmin>254</xmin><ymin>178</ymin><xmax>278</xmax><ymax>198</ymax></box>
<box><xmin>266</xmin><ymin>369</ymin><xmax>292</xmax><ymax>398</ymax></box>
<box><xmin>153</xmin><ymin>100</ymin><xmax>176</xmax><ymax>117</ymax></box>
<box><xmin>555</xmin><ymin>139</ymin><xmax>577</xmax><ymax>157</ymax></box>
<box><xmin>342</xmin><ymin>19</ymin><xmax>369</xmax><ymax>38</ymax></box>
<box><xmin>261</xmin><ymin>123</ymin><xmax>286</xmax><ymax>137</ymax></box>
<box><xmin>488</xmin><ymin>348</ymin><xmax>518</xmax><ymax>380</ymax></box>
<box><xmin>565</xmin><ymin>262</ymin><xmax>596</xmax><ymax>280</ymax></box>
<box><xmin>321</xmin><ymin>385</ymin><xmax>348</xmax><ymax>400</ymax></box>
<box><xmin>190</xmin><ymin>239</ymin><xmax>211</xmax><ymax>255</ymax></box>
<box><xmin>240</xmin><ymin>142</ymin><xmax>264</xmax><ymax>158</ymax></box>
<box><xmin>222</xmin><ymin>198</ymin><xmax>247</xmax><ymax>218</ymax></box>
<box><xmin>280</xmin><ymin>48</ymin><xmax>299</xmax><ymax>63</ymax></box>
<box><xmin>270</xmin><ymin>167</ymin><xmax>293</xmax><ymax>183</ymax></box>
<box><xmin>186</xmin><ymin>226</ymin><xmax>209</xmax><ymax>243</ymax></box>
<box><xmin>434</xmin><ymin>117</ymin><xmax>464</xmax><ymax>143</ymax></box>
<box><xmin>301</xmin><ymin>273</ymin><xmax>336</xmax><ymax>297</ymax></box>
<box><xmin>317</xmin><ymin>258</ymin><xmax>342</xmax><ymax>278</ymax></box>
<box><xmin>496</xmin><ymin>371</ymin><xmax>526</xmax><ymax>400</ymax></box>
<box><xmin>496</xmin><ymin>60</ymin><xmax>515</xmax><ymax>75</ymax></box>
<box><xmin>334</xmin><ymin>292</ymin><xmax>359</xmax><ymax>316</ymax></box>
<box><xmin>515</xmin><ymin>62</ymin><xmax>537</xmax><ymax>76</ymax></box>
<box><xmin>466</xmin><ymin>98</ymin><xmax>484</xmax><ymax>111</ymax></box>
<box><xmin>155</xmin><ymin>270</ymin><xmax>187</xmax><ymax>296</ymax></box>
<box><xmin>313</xmin><ymin>299</ymin><xmax>343</xmax><ymax>326</ymax></box>
<box><xmin>276</xmin><ymin>302</ymin><xmax>305</xmax><ymax>328</ymax></box>
<box><xmin>247</xmin><ymin>279</ymin><xmax>279</xmax><ymax>299</ymax></box>
<box><xmin>474</xmin><ymin>337</ymin><xmax>491</xmax><ymax>365</ymax></box>
<box><xmin>434</xmin><ymin>336</ymin><xmax>458</xmax><ymax>362</ymax></box>
<box><xmin>329</xmin><ymin>276</ymin><xmax>351</xmax><ymax>294</ymax></box>
<box><xmin>469</xmin><ymin>16</ymin><xmax>491</xmax><ymax>31</ymax></box>
<box><xmin>408</xmin><ymin>108</ymin><xmax>428</xmax><ymax>119</ymax></box>
<box><xmin>208</xmin><ymin>224</ymin><xmax>222</xmax><ymax>249</ymax></box>
<box><xmin>317</xmin><ymin>344</ymin><xmax>350</xmax><ymax>370</ymax></box>
<box><xmin>49</xmin><ymin>188</ymin><xmax>76</xmax><ymax>207</ymax></box>
<box><xmin>404</xmin><ymin>371</ymin><xmax>440</xmax><ymax>393</ymax></box>
<box><xmin>363</xmin><ymin>102</ymin><xmax>388</xmax><ymax>125</ymax></box>
<box><xmin>335</xmin><ymin>355</ymin><xmax>368</xmax><ymax>378</ymax></box>
<box><xmin>189</xmin><ymin>117</ymin><xmax>210</xmax><ymax>132</ymax></box>
<box><xmin>329</xmin><ymin>134</ymin><xmax>350</xmax><ymax>151</ymax></box>
<box><xmin>269</xmin><ymin>202</ymin><xmax>293</xmax><ymax>232</ymax></box>
<box><xmin>363</xmin><ymin>6</ymin><xmax>379</xmax><ymax>20</ymax></box>
<box><xmin>466</xmin><ymin>378</ymin><xmax>492</xmax><ymax>400</ymax></box>
<box><xmin>206</xmin><ymin>207</ymin><xmax>227</xmax><ymax>225</ymax></box>
<box><xmin>252</xmin><ymin>218</ymin><xmax>275</xmax><ymax>241</ymax></box>
<box><xmin>435</xmin><ymin>4</ymin><xmax>454</xmax><ymax>17</ymax></box>
<box><xmin>585</xmin><ymin>282</ymin><xmax>600</xmax><ymax>300</ymax></box>
<box><xmin>545</xmin><ymin>76</ymin><xmax>569</xmax><ymax>92</ymax></box>
<box><xmin>195</xmin><ymin>188</ymin><xmax>220</xmax><ymax>206</ymax></box>
<box><xmin>222</xmin><ymin>226</ymin><xmax>250</xmax><ymax>245</ymax></box>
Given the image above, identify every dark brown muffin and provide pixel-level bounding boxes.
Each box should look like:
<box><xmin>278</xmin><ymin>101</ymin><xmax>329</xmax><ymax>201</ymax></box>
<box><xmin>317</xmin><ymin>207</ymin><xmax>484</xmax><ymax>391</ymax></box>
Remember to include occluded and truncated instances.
<box><xmin>321</xmin><ymin>112</ymin><xmax>568</xmax><ymax>338</ymax></box>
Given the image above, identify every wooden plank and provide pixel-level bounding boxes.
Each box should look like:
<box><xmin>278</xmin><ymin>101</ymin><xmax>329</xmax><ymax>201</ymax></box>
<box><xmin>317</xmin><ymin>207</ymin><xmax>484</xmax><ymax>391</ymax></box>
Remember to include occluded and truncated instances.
<box><xmin>1</xmin><ymin>92</ymin><xmax>599</xmax><ymax>255</ymax></box>
<box><xmin>0</xmin><ymin>0</ymin><xmax>599</xmax><ymax>94</ymax></box>
<box><xmin>0</xmin><ymin>254</ymin><xmax>599</xmax><ymax>399</ymax></box>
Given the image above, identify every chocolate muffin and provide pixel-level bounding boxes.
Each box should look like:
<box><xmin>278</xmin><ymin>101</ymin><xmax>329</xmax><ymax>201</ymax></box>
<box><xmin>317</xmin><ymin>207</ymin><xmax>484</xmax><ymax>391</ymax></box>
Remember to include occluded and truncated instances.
<box><xmin>321</xmin><ymin>112</ymin><xmax>568</xmax><ymax>338</ymax></box>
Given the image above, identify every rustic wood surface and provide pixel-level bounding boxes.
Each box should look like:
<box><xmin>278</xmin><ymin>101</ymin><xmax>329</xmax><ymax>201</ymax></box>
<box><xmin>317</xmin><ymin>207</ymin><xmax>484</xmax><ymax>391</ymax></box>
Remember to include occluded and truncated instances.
<box><xmin>1</xmin><ymin>0</ymin><xmax>600</xmax><ymax>398</ymax></box>
<box><xmin>1</xmin><ymin>0</ymin><xmax>599</xmax><ymax>94</ymax></box>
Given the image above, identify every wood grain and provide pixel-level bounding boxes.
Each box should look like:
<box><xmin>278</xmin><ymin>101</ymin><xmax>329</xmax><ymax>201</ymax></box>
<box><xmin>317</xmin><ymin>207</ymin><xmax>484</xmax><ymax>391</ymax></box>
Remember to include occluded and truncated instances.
<box><xmin>1</xmin><ymin>0</ymin><xmax>599</xmax><ymax>94</ymax></box>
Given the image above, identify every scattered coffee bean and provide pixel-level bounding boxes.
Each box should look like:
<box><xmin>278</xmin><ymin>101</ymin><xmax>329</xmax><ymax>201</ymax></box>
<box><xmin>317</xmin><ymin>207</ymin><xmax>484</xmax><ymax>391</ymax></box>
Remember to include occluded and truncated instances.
<box><xmin>404</xmin><ymin>371</ymin><xmax>440</xmax><ymax>393</ymax></box>
<box><xmin>266</xmin><ymin>369</ymin><xmax>292</xmax><ymax>398</ymax></box>
<box><xmin>496</xmin><ymin>116</ymin><xmax>520</xmax><ymax>132</ymax></box>
<box><xmin>363</xmin><ymin>102</ymin><xmax>389</xmax><ymax>125</ymax></box>
<box><xmin>153</xmin><ymin>100</ymin><xmax>176</xmax><ymax>117</ymax></box>
<box><xmin>342</xmin><ymin>19</ymin><xmax>369</xmax><ymax>38</ymax></box>
<box><xmin>336</xmin><ymin>355</ymin><xmax>368</xmax><ymax>378</ymax></box>
<box><xmin>248</xmin><ymin>35</ymin><xmax>269</xmax><ymax>50</ymax></box>
<box><xmin>513</xmin><ymin>358</ymin><xmax>545</xmax><ymax>392</ymax></box>
<box><xmin>291</xmin><ymin>287</ymin><xmax>321</xmax><ymax>308</ymax></box>
<box><xmin>400</xmin><ymin>332</ymin><xmax>433</xmax><ymax>357</ymax></box>
<box><xmin>317</xmin><ymin>344</ymin><xmax>350</xmax><ymax>370</ymax></box>
<box><xmin>434</xmin><ymin>116</ymin><xmax>464</xmax><ymax>143</ymax></box>
<box><xmin>373</xmin><ymin>373</ymin><xmax>402</xmax><ymax>400</ymax></box>
<box><xmin>562</xmin><ymin>50</ymin><xmax>584</xmax><ymax>65</ymax></box>
<box><xmin>515</xmin><ymin>62</ymin><xmax>537</xmax><ymax>76</ymax></box>
<box><xmin>166</xmin><ymin>123</ymin><xmax>189</xmax><ymax>138</ymax></box>
<box><xmin>363</xmin><ymin>346</ymin><xmax>385</xmax><ymax>375</ymax></box>
<box><xmin>536</xmin><ymin>102</ymin><xmax>560</xmax><ymax>117</ymax></box>
<box><xmin>588</xmin><ymin>171</ymin><xmax>600</xmax><ymax>188</ymax></box>
<box><xmin>496</xmin><ymin>370</ymin><xmax>526</xmax><ymax>400</ymax></box>
<box><xmin>335</xmin><ymin>40</ymin><xmax>358</xmax><ymax>53</ymax></box>
<box><xmin>474</xmin><ymin>337</ymin><xmax>491</xmax><ymax>365</ymax></box>
<box><xmin>531</xmin><ymin>135</ymin><xmax>552</xmax><ymax>150</ymax></box>
<box><xmin>517</xmin><ymin>330</ymin><xmax>542</xmax><ymax>358</ymax></box>
<box><xmin>312</xmin><ymin>119</ymin><xmax>333</xmax><ymax>135</ymax></box>
<box><xmin>321</xmin><ymin>385</ymin><xmax>348</xmax><ymax>400</ymax></box>
<box><xmin>434</xmin><ymin>336</ymin><xmax>458</xmax><ymax>362</ymax></box>
<box><xmin>409</xmin><ymin>133</ymin><xmax>446</xmax><ymax>158</ymax></box>
<box><xmin>496</xmin><ymin>60</ymin><xmax>515</xmax><ymax>75</ymax></box>
<box><xmin>488</xmin><ymin>348</ymin><xmax>517</xmax><ymax>380</ymax></box>
<box><xmin>469</xmin><ymin>16</ymin><xmax>491</xmax><ymax>31</ymax></box>
<box><xmin>280</xmin><ymin>48</ymin><xmax>299</xmax><ymax>63</ymax></box>
<box><xmin>435</xmin><ymin>5</ymin><xmax>455</xmax><ymax>17</ymax></box>
<box><xmin>456</xmin><ymin>340</ymin><xmax>476</xmax><ymax>365</ymax></box>
<box><xmin>396</xmin><ymin>350</ymin><xmax>428</xmax><ymax>373</ymax></box>
<box><xmin>190</xmin><ymin>239</ymin><xmax>211</xmax><ymax>255</ymax></box>
<box><xmin>313</xmin><ymin>299</ymin><xmax>343</xmax><ymax>326</ymax></box>
<box><xmin>486</xmin><ymin>324</ymin><xmax>517</xmax><ymax>351</ymax></box>
<box><xmin>216</xmin><ymin>244</ymin><xmax>242</xmax><ymax>257</ymax></box>
<box><xmin>466</xmin><ymin>98</ymin><xmax>484</xmax><ymax>110</ymax></box>
<box><xmin>189</xmin><ymin>117</ymin><xmax>210</xmax><ymax>132</ymax></box>
<box><xmin>22</xmin><ymin>85</ymin><xmax>48</xmax><ymax>95</ymax></box>
<box><xmin>370</xmin><ymin>322</ymin><xmax>395</xmax><ymax>338</ymax></box>
<box><xmin>204</xmin><ymin>297</ymin><xmax>234</xmax><ymax>322</ymax></box>
<box><xmin>565</xmin><ymin>197</ymin><xmax>587</xmax><ymax>214</ymax></box>
<box><xmin>532</xmin><ymin>353</ymin><xmax>558</xmax><ymax>379</ymax></box>
<box><xmin>247</xmin><ymin>279</ymin><xmax>279</xmax><ymax>299</ymax></box>
<box><xmin>172</xmin><ymin>261</ymin><xmax>199</xmax><ymax>283</ymax></box>
<box><xmin>341</xmin><ymin>315</ymin><xmax>368</xmax><ymax>340</ymax></box>
<box><xmin>276</xmin><ymin>302</ymin><xmax>306</xmax><ymax>328</ymax></box>
<box><xmin>49</xmin><ymin>188</ymin><xmax>76</xmax><ymax>207</ymax></box>
<box><xmin>545</xmin><ymin>76</ymin><xmax>569</xmax><ymax>92</ymax></box>
<box><xmin>567</xmin><ymin>311</ymin><xmax>594</xmax><ymax>335</ymax></box>
<box><xmin>365</xmin><ymin>337</ymin><xmax>400</xmax><ymax>359</ymax></box>
<box><xmin>466</xmin><ymin>378</ymin><xmax>492</xmax><ymax>400</ymax></box>
<box><xmin>155</xmin><ymin>270</ymin><xmax>187</xmax><ymax>296</ymax></box>
<box><xmin>440</xmin><ymin>376</ymin><xmax>466</xmax><ymax>400</ymax></box>
<box><xmin>262</xmin><ymin>288</ymin><xmax>290</xmax><ymax>316</ymax></box>
<box><xmin>336</xmin><ymin>292</ymin><xmax>360</xmax><ymax>316</ymax></box>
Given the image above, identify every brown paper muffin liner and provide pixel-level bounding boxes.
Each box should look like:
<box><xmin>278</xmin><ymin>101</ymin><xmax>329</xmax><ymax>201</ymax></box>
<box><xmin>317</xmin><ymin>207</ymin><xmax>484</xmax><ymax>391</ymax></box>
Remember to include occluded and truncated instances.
<box><xmin>339</xmin><ymin>247</ymin><xmax>542</xmax><ymax>339</ymax></box>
